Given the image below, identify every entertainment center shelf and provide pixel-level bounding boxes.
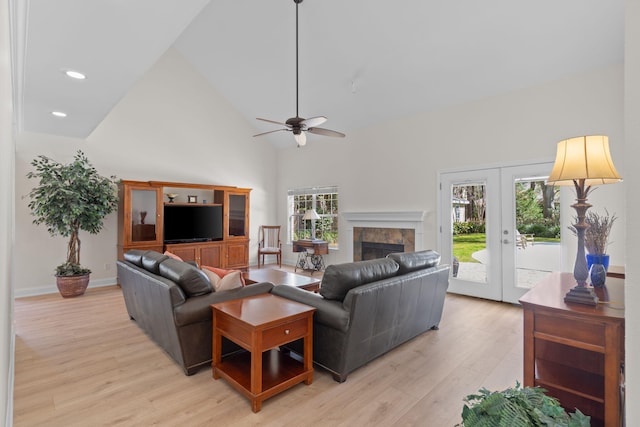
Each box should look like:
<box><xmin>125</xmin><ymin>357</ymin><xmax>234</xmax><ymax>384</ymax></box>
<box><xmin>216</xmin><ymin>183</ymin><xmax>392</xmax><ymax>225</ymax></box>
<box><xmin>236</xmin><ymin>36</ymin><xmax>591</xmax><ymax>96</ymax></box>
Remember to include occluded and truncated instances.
<box><xmin>117</xmin><ymin>180</ymin><xmax>251</xmax><ymax>270</ymax></box>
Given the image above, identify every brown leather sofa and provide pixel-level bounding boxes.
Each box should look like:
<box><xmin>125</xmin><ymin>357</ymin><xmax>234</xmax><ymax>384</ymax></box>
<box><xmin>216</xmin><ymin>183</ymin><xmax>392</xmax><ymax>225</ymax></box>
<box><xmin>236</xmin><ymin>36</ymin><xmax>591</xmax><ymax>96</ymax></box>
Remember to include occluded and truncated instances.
<box><xmin>117</xmin><ymin>250</ymin><xmax>273</xmax><ymax>375</ymax></box>
<box><xmin>272</xmin><ymin>250</ymin><xmax>449</xmax><ymax>382</ymax></box>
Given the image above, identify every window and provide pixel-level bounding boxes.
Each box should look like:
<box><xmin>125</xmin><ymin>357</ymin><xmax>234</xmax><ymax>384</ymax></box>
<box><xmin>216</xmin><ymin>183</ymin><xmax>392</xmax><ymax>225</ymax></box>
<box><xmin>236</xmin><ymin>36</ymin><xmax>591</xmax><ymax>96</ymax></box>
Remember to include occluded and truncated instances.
<box><xmin>288</xmin><ymin>186</ymin><xmax>339</xmax><ymax>249</ymax></box>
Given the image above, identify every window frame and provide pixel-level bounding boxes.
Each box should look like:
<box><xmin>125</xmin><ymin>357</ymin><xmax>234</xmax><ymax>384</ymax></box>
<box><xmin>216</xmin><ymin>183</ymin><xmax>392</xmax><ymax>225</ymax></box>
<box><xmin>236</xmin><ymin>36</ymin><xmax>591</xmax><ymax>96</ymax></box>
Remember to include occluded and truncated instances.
<box><xmin>287</xmin><ymin>186</ymin><xmax>339</xmax><ymax>249</ymax></box>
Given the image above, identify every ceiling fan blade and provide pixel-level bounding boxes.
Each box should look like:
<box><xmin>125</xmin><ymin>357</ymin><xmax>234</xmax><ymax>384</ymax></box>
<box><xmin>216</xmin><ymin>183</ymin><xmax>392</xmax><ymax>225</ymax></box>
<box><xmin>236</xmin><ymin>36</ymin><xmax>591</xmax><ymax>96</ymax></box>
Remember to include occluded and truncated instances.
<box><xmin>256</xmin><ymin>117</ymin><xmax>290</xmax><ymax>127</ymax></box>
<box><xmin>253</xmin><ymin>129</ymin><xmax>289</xmax><ymax>137</ymax></box>
<box><xmin>300</xmin><ymin>116</ymin><xmax>327</xmax><ymax>128</ymax></box>
<box><xmin>308</xmin><ymin>127</ymin><xmax>346</xmax><ymax>138</ymax></box>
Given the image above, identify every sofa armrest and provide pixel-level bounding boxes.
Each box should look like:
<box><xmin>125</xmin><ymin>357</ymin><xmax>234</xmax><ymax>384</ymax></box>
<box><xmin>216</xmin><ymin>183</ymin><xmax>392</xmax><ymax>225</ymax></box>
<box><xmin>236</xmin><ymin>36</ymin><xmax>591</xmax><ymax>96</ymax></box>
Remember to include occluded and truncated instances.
<box><xmin>271</xmin><ymin>286</ymin><xmax>349</xmax><ymax>332</ymax></box>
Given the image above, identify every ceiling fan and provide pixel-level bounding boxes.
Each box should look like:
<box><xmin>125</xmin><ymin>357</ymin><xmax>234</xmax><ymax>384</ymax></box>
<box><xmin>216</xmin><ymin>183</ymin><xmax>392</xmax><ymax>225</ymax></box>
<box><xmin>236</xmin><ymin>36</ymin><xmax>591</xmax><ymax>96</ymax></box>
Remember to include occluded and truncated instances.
<box><xmin>254</xmin><ymin>0</ymin><xmax>345</xmax><ymax>147</ymax></box>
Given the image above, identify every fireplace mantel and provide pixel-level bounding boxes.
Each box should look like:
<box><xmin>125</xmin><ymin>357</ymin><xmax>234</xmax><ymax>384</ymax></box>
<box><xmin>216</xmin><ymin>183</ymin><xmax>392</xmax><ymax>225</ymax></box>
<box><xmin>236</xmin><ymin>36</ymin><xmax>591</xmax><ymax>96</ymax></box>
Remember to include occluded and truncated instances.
<box><xmin>343</xmin><ymin>211</ymin><xmax>425</xmax><ymax>223</ymax></box>
<box><xmin>342</xmin><ymin>211</ymin><xmax>426</xmax><ymax>261</ymax></box>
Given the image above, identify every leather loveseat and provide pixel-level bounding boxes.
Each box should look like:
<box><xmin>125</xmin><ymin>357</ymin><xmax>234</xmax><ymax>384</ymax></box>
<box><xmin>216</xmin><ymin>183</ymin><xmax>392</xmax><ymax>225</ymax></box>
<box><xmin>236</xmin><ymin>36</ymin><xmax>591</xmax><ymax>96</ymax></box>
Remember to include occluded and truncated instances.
<box><xmin>117</xmin><ymin>250</ymin><xmax>273</xmax><ymax>375</ymax></box>
<box><xmin>272</xmin><ymin>250</ymin><xmax>449</xmax><ymax>382</ymax></box>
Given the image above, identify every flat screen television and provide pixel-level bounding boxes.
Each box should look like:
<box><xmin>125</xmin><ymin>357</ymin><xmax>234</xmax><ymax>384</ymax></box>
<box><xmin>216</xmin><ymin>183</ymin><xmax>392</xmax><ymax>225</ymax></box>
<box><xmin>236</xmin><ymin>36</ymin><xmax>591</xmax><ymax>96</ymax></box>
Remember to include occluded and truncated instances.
<box><xmin>163</xmin><ymin>204</ymin><xmax>223</xmax><ymax>243</ymax></box>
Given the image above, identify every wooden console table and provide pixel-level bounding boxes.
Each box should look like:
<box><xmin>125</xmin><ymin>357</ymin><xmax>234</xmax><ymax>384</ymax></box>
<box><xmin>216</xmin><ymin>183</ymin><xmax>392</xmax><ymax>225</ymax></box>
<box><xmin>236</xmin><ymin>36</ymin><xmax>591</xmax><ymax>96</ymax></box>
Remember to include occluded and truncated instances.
<box><xmin>292</xmin><ymin>239</ymin><xmax>328</xmax><ymax>274</ymax></box>
<box><xmin>519</xmin><ymin>272</ymin><xmax>625</xmax><ymax>427</ymax></box>
<box><xmin>211</xmin><ymin>294</ymin><xmax>315</xmax><ymax>412</ymax></box>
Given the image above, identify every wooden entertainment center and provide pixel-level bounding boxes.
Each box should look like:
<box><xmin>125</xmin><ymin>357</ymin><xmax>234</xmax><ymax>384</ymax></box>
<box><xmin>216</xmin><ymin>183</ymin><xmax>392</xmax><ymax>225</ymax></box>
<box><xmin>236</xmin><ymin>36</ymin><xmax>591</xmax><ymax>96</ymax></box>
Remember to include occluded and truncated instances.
<box><xmin>117</xmin><ymin>180</ymin><xmax>251</xmax><ymax>270</ymax></box>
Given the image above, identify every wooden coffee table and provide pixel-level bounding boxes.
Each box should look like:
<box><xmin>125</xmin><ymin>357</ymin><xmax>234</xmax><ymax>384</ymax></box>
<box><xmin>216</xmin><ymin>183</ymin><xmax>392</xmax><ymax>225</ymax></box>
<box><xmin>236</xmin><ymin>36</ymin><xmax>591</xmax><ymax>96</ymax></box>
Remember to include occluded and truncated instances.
<box><xmin>211</xmin><ymin>294</ymin><xmax>316</xmax><ymax>412</ymax></box>
<box><xmin>244</xmin><ymin>268</ymin><xmax>321</xmax><ymax>292</ymax></box>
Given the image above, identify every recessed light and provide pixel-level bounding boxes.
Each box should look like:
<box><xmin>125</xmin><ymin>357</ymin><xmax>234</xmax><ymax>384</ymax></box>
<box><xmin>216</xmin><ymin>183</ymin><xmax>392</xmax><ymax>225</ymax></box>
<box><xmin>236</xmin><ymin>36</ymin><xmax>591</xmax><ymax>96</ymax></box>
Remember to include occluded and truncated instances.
<box><xmin>51</xmin><ymin>111</ymin><xmax>67</xmax><ymax>118</ymax></box>
<box><xmin>64</xmin><ymin>70</ymin><xmax>86</xmax><ymax>80</ymax></box>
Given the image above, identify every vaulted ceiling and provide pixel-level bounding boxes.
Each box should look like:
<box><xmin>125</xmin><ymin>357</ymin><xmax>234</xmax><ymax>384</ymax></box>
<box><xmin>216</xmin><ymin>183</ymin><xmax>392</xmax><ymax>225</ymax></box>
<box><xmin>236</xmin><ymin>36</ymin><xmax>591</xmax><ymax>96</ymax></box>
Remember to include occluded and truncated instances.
<box><xmin>13</xmin><ymin>0</ymin><xmax>624</xmax><ymax>148</ymax></box>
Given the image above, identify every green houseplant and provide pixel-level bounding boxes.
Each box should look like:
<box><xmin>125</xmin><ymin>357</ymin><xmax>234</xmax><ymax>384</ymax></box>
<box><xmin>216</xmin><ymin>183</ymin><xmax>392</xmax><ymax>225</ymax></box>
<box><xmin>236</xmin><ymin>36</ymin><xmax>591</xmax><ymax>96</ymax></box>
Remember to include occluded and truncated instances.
<box><xmin>458</xmin><ymin>382</ymin><xmax>590</xmax><ymax>427</ymax></box>
<box><xmin>27</xmin><ymin>150</ymin><xmax>118</xmax><ymax>297</ymax></box>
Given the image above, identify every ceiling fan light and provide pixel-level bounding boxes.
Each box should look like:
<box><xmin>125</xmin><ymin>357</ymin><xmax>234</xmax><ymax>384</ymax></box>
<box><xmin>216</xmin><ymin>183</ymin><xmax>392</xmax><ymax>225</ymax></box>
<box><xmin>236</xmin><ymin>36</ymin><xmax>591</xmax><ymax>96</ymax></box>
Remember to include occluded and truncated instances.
<box><xmin>294</xmin><ymin>131</ymin><xmax>307</xmax><ymax>146</ymax></box>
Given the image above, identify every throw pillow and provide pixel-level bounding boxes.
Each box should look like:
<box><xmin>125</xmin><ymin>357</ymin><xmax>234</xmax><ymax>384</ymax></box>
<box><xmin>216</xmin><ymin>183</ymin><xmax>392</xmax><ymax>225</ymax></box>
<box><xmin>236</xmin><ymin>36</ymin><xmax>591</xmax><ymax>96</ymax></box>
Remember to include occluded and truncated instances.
<box><xmin>201</xmin><ymin>268</ymin><xmax>243</xmax><ymax>292</ymax></box>
<box><xmin>201</xmin><ymin>266</ymin><xmax>246</xmax><ymax>286</ymax></box>
<box><xmin>201</xmin><ymin>268</ymin><xmax>221</xmax><ymax>290</ymax></box>
<box><xmin>164</xmin><ymin>251</ymin><xmax>183</xmax><ymax>262</ymax></box>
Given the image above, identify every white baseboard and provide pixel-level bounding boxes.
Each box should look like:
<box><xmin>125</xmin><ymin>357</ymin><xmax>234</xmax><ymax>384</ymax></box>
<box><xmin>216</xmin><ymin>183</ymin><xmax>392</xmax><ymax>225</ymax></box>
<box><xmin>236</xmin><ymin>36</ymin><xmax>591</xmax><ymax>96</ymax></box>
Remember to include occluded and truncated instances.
<box><xmin>14</xmin><ymin>277</ymin><xmax>118</xmax><ymax>298</ymax></box>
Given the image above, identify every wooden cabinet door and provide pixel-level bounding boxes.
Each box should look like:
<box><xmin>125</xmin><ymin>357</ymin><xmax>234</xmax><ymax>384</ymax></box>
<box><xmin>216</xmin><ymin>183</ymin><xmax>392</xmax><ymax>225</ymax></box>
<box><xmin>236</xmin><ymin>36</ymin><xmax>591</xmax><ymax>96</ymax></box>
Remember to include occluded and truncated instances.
<box><xmin>118</xmin><ymin>181</ymin><xmax>164</xmax><ymax>259</ymax></box>
<box><xmin>225</xmin><ymin>241</ymin><xmax>248</xmax><ymax>269</ymax></box>
<box><xmin>165</xmin><ymin>245</ymin><xmax>197</xmax><ymax>263</ymax></box>
<box><xmin>200</xmin><ymin>244</ymin><xmax>222</xmax><ymax>268</ymax></box>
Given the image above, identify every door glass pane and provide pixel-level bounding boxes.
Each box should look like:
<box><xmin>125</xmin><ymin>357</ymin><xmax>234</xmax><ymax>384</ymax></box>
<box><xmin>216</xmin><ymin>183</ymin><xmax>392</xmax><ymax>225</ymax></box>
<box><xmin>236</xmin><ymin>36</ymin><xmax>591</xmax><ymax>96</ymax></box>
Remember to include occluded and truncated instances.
<box><xmin>451</xmin><ymin>182</ymin><xmax>487</xmax><ymax>284</ymax></box>
<box><xmin>514</xmin><ymin>178</ymin><xmax>561</xmax><ymax>288</ymax></box>
<box><xmin>130</xmin><ymin>189</ymin><xmax>157</xmax><ymax>242</ymax></box>
<box><xmin>228</xmin><ymin>194</ymin><xmax>246</xmax><ymax>237</ymax></box>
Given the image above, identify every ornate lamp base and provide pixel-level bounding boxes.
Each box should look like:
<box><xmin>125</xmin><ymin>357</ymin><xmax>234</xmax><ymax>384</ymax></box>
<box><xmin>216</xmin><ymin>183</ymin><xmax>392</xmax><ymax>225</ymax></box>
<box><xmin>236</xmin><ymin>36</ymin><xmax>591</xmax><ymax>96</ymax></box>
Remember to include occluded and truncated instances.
<box><xmin>564</xmin><ymin>285</ymin><xmax>599</xmax><ymax>306</ymax></box>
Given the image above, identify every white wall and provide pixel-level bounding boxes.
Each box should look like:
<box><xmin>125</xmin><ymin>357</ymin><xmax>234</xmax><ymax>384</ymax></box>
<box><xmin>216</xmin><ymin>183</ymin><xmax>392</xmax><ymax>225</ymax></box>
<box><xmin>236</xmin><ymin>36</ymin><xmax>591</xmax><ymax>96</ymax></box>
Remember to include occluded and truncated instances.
<box><xmin>1</xmin><ymin>0</ymin><xmax>14</xmax><ymax>423</ymax></box>
<box><xmin>278</xmin><ymin>64</ymin><xmax>626</xmax><ymax>269</ymax></box>
<box><xmin>14</xmin><ymin>48</ymin><xmax>278</xmax><ymax>296</ymax></box>
<box><xmin>625</xmin><ymin>0</ymin><xmax>639</xmax><ymax>423</ymax></box>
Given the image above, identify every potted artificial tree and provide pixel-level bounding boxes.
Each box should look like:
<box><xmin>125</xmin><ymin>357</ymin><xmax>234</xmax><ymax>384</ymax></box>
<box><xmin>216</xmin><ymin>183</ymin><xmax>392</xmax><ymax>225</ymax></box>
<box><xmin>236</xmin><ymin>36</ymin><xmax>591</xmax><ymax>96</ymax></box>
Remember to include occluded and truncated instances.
<box><xmin>27</xmin><ymin>150</ymin><xmax>118</xmax><ymax>297</ymax></box>
<box><xmin>458</xmin><ymin>382</ymin><xmax>590</xmax><ymax>427</ymax></box>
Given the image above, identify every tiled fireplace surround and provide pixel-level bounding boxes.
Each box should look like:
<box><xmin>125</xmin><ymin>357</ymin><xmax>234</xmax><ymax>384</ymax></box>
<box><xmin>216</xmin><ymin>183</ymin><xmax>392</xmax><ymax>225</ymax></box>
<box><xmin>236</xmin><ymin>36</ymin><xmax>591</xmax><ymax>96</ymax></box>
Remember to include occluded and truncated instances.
<box><xmin>343</xmin><ymin>212</ymin><xmax>426</xmax><ymax>262</ymax></box>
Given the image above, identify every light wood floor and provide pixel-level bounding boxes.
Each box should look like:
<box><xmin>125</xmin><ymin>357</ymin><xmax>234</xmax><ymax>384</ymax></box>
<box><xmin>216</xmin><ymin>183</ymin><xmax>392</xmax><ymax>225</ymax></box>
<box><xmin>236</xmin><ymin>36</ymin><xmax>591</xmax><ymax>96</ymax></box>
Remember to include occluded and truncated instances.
<box><xmin>13</xmin><ymin>265</ymin><xmax>523</xmax><ymax>426</ymax></box>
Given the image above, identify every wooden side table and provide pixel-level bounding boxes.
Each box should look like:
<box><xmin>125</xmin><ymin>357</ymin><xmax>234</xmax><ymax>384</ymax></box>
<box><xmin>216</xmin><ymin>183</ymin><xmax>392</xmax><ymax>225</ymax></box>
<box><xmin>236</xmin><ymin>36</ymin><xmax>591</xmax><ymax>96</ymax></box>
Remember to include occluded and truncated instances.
<box><xmin>292</xmin><ymin>239</ymin><xmax>328</xmax><ymax>274</ymax></box>
<box><xmin>211</xmin><ymin>294</ymin><xmax>316</xmax><ymax>412</ymax></box>
<box><xmin>520</xmin><ymin>272</ymin><xmax>625</xmax><ymax>427</ymax></box>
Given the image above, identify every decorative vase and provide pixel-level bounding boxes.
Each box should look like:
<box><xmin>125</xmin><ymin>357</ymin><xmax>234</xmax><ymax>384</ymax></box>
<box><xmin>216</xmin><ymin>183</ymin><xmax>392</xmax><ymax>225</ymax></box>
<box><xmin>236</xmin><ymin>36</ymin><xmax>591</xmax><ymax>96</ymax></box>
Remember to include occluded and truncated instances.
<box><xmin>589</xmin><ymin>263</ymin><xmax>607</xmax><ymax>288</ymax></box>
<box><xmin>56</xmin><ymin>273</ymin><xmax>90</xmax><ymax>298</ymax></box>
<box><xmin>140</xmin><ymin>211</ymin><xmax>147</xmax><ymax>224</ymax></box>
<box><xmin>586</xmin><ymin>253</ymin><xmax>610</xmax><ymax>272</ymax></box>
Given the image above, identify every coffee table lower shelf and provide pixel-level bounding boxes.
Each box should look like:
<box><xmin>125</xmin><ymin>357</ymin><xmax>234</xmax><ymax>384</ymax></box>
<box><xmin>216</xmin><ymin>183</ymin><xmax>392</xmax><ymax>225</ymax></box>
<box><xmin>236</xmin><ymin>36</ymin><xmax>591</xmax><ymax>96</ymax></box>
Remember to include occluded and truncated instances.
<box><xmin>214</xmin><ymin>349</ymin><xmax>310</xmax><ymax>410</ymax></box>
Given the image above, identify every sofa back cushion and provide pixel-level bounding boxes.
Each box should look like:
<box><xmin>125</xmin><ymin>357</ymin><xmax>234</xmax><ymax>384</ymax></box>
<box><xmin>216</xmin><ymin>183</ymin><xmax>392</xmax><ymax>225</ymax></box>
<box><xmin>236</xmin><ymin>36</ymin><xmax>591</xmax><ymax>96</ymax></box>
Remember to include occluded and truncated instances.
<box><xmin>159</xmin><ymin>258</ymin><xmax>213</xmax><ymax>297</ymax></box>
<box><xmin>141</xmin><ymin>251</ymin><xmax>170</xmax><ymax>274</ymax></box>
<box><xmin>387</xmin><ymin>250</ymin><xmax>441</xmax><ymax>274</ymax></box>
<box><xmin>320</xmin><ymin>258</ymin><xmax>399</xmax><ymax>301</ymax></box>
<box><xmin>123</xmin><ymin>249</ymin><xmax>145</xmax><ymax>267</ymax></box>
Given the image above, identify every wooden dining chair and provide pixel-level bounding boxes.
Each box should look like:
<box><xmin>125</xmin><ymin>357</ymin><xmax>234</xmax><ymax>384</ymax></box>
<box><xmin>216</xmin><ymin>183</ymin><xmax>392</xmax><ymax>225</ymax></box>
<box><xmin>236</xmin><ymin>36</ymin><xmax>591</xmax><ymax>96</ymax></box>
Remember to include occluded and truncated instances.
<box><xmin>258</xmin><ymin>225</ymin><xmax>282</xmax><ymax>268</ymax></box>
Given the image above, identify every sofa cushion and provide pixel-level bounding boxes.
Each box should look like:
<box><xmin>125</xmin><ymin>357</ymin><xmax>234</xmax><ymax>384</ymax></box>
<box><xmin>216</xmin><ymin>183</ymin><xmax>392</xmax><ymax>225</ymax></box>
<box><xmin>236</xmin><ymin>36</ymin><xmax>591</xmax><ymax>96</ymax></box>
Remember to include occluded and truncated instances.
<box><xmin>387</xmin><ymin>250</ymin><xmax>441</xmax><ymax>274</ymax></box>
<box><xmin>159</xmin><ymin>258</ymin><xmax>213</xmax><ymax>297</ymax></box>
<box><xmin>123</xmin><ymin>249</ymin><xmax>145</xmax><ymax>267</ymax></box>
<box><xmin>201</xmin><ymin>268</ymin><xmax>243</xmax><ymax>292</ymax></box>
<box><xmin>141</xmin><ymin>251</ymin><xmax>170</xmax><ymax>274</ymax></box>
<box><xmin>320</xmin><ymin>258</ymin><xmax>399</xmax><ymax>301</ymax></box>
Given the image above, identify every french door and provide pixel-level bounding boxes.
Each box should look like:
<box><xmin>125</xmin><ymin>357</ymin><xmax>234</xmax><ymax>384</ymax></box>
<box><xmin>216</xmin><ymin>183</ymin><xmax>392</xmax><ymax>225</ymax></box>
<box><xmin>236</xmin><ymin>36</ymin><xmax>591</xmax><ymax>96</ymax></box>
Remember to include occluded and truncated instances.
<box><xmin>439</xmin><ymin>162</ymin><xmax>558</xmax><ymax>303</ymax></box>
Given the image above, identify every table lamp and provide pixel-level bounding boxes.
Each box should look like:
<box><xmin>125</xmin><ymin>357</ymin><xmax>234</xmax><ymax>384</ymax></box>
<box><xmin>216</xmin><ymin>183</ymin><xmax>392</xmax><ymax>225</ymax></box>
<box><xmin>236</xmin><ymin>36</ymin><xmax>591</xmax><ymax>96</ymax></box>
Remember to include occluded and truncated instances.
<box><xmin>302</xmin><ymin>209</ymin><xmax>320</xmax><ymax>239</ymax></box>
<box><xmin>546</xmin><ymin>135</ymin><xmax>621</xmax><ymax>305</ymax></box>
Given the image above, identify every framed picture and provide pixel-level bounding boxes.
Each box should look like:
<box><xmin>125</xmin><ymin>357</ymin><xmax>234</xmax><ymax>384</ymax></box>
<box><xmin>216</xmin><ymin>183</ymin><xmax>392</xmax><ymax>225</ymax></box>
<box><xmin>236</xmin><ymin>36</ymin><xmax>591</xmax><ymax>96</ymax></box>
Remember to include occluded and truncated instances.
<box><xmin>187</xmin><ymin>195</ymin><xmax>198</xmax><ymax>203</ymax></box>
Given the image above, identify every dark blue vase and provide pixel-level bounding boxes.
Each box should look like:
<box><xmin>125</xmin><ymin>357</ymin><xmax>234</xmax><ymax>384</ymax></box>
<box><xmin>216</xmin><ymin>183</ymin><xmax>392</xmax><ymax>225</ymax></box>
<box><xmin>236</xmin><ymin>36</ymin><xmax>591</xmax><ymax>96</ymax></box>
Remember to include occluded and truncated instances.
<box><xmin>589</xmin><ymin>263</ymin><xmax>607</xmax><ymax>288</ymax></box>
<box><xmin>586</xmin><ymin>254</ymin><xmax>610</xmax><ymax>272</ymax></box>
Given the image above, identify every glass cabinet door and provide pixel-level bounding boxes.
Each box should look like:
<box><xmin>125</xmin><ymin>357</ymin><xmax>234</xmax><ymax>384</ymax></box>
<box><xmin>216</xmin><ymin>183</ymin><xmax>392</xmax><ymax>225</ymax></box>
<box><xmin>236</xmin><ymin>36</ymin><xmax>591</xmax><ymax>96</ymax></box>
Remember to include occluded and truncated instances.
<box><xmin>129</xmin><ymin>188</ymin><xmax>161</xmax><ymax>243</ymax></box>
<box><xmin>227</xmin><ymin>193</ymin><xmax>248</xmax><ymax>238</ymax></box>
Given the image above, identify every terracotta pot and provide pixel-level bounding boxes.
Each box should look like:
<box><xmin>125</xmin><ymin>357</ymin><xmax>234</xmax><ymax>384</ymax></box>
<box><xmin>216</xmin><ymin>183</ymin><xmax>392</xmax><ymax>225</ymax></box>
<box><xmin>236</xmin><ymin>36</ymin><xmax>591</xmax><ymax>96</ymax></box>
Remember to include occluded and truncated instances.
<box><xmin>56</xmin><ymin>274</ymin><xmax>90</xmax><ymax>298</ymax></box>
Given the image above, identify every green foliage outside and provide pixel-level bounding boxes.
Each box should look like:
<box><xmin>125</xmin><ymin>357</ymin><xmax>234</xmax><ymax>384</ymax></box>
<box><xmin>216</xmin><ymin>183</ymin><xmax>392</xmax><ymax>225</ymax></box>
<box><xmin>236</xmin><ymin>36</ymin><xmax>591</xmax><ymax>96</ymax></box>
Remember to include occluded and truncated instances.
<box><xmin>458</xmin><ymin>382</ymin><xmax>590</xmax><ymax>427</ymax></box>
<box><xmin>515</xmin><ymin>182</ymin><xmax>560</xmax><ymax>238</ymax></box>
<box><xmin>453</xmin><ymin>221</ymin><xmax>486</xmax><ymax>235</ymax></box>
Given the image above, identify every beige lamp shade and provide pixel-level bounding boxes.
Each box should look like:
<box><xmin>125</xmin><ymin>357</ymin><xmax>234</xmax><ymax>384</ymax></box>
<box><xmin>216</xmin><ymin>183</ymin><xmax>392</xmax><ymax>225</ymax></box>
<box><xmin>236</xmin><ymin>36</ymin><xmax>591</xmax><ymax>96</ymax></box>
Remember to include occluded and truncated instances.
<box><xmin>547</xmin><ymin>135</ymin><xmax>622</xmax><ymax>186</ymax></box>
<box><xmin>302</xmin><ymin>209</ymin><xmax>320</xmax><ymax>220</ymax></box>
